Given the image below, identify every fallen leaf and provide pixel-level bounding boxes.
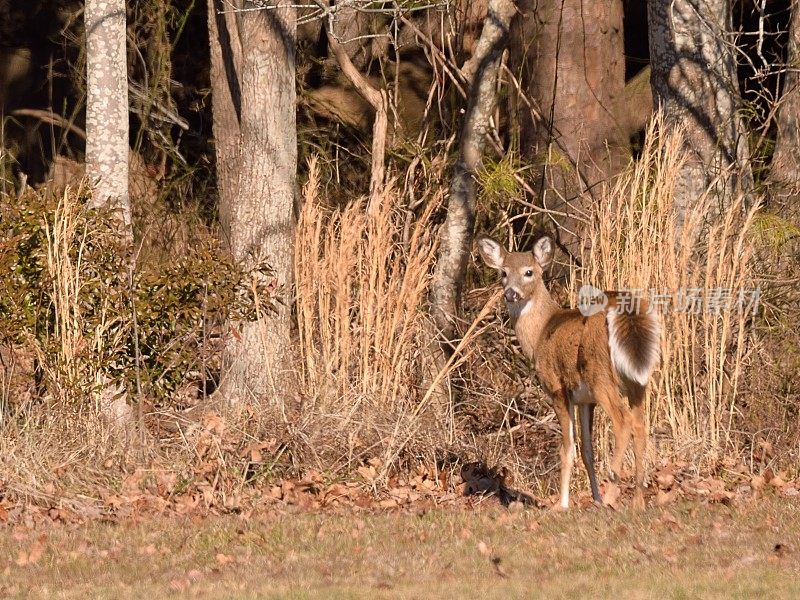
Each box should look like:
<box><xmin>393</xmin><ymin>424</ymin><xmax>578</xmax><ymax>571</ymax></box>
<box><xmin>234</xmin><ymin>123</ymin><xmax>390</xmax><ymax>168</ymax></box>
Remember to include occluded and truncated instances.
<box><xmin>770</xmin><ymin>476</ymin><xmax>787</xmax><ymax>489</ymax></box>
<box><xmin>662</xmin><ymin>548</ymin><xmax>678</xmax><ymax>564</ymax></box>
<box><xmin>602</xmin><ymin>482</ymin><xmax>621</xmax><ymax>509</ymax></box>
<box><xmin>656</xmin><ymin>472</ymin><xmax>676</xmax><ymax>489</ymax></box>
<box><xmin>772</xmin><ymin>543</ymin><xmax>790</xmax><ymax>559</ymax></box>
<box><xmin>169</xmin><ymin>578</ymin><xmax>190</xmax><ymax>592</ymax></box>
<box><xmin>658</xmin><ymin>511</ymin><xmax>682</xmax><ymax>532</ymax></box>
<box><xmin>491</xmin><ymin>556</ymin><xmax>508</xmax><ymax>578</ymax></box>
<box><xmin>357</xmin><ymin>465</ymin><xmax>377</xmax><ymax>482</ymax></box>
<box><xmin>656</xmin><ymin>488</ymin><xmax>678</xmax><ymax>506</ymax></box>
<box><xmin>15</xmin><ymin>535</ymin><xmax>45</xmax><ymax>567</ymax></box>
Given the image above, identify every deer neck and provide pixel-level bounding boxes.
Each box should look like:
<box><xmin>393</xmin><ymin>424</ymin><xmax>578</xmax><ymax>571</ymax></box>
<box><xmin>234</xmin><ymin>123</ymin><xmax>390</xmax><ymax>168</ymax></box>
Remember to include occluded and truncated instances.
<box><xmin>509</xmin><ymin>280</ymin><xmax>560</xmax><ymax>361</ymax></box>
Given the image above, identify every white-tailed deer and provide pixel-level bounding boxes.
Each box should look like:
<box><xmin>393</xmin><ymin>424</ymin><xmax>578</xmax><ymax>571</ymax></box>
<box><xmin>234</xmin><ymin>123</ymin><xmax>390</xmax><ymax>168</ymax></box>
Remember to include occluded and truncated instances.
<box><xmin>477</xmin><ymin>235</ymin><xmax>661</xmax><ymax>509</ymax></box>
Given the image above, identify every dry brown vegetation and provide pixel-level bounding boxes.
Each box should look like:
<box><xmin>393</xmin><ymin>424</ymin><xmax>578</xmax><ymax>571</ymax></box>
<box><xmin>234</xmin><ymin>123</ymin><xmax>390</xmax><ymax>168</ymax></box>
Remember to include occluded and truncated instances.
<box><xmin>2</xmin><ymin>114</ymin><xmax>797</xmax><ymax>517</ymax></box>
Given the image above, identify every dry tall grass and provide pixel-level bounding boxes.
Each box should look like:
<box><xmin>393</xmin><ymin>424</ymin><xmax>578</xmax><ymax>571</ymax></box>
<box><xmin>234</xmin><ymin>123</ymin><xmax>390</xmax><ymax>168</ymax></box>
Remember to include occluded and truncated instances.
<box><xmin>0</xmin><ymin>121</ymin><xmax>774</xmax><ymax>509</ymax></box>
<box><xmin>295</xmin><ymin>157</ymin><xmax>447</xmax><ymax>478</ymax></box>
<box><xmin>577</xmin><ymin>120</ymin><xmax>760</xmax><ymax>467</ymax></box>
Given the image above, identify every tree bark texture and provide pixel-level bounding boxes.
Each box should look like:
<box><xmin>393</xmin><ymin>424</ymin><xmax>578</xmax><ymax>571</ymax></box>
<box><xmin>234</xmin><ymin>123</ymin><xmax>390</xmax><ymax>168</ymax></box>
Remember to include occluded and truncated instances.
<box><xmin>770</xmin><ymin>0</ymin><xmax>800</xmax><ymax>201</ymax></box>
<box><xmin>85</xmin><ymin>0</ymin><xmax>131</xmax><ymax>227</ymax></box>
<box><xmin>648</xmin><ymin>0</ymin><xmax>754</xmax><ymax>233</ymax></box>
<box><xmin>510</xmin><ymin>0</ymin><xmax>627</xmax><ymax>247</ymax></box>
<box><xmin>431</xmin><ymin>0</ymin><xmax>516</xmax><ymax>345</ymax></box>
<box><xmin>208</xmin><ymin>0</ymin><xmax>297</xmax><ymax>403</ymax></box>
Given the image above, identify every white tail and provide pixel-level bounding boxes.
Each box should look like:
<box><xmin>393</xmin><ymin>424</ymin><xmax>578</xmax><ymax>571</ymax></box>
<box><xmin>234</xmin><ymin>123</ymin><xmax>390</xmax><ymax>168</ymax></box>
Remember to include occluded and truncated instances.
<box><xmin>477</xmin><ymin>235</ymin><xmax>661</xmax><ymax>510</ymax></box>
<box><xmin>607</xmin><ymin>307</ymin><xmax>661</xmax><ymax>386</ymax></box>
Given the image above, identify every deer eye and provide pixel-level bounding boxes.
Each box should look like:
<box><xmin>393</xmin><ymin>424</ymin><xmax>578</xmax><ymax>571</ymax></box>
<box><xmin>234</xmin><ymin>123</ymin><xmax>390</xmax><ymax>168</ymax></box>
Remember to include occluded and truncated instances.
<box><xmin>500</xmin><ymin>270</ymin><xmax>507</xmax><ymax>278</ymax></box>
<box><xmin>524</xmin><ymin>269</ymin><xmax>534</xmax><ymax>277</ymax></box>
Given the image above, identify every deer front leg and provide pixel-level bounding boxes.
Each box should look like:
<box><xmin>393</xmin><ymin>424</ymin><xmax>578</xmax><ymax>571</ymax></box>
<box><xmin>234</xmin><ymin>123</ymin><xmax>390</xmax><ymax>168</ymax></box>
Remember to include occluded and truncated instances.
<box><xmin>579</xmin><ymin>403</ymin><xmax>602</xmax><ymax>503</ymax></box>
<box><xmin>552</xmin><ymin>391</ymin><xmax>575</xmax><ymax>510</ymax></box>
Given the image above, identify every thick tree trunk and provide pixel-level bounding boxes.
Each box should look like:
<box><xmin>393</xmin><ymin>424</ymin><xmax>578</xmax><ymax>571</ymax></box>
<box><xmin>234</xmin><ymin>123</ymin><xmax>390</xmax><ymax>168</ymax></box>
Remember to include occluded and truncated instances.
<box><xmin>85</xmin><ymin>0</ymin><xmax>131</xmax><ymax>227</ymax></box>
<box><xmin>510</xmin><ymin>0</ymin><xmax>627</xmax><ymax>249</ymax></box>
<box><xmin>648</xmin><ymin>0</ymin><xmax>753</xmax><ymax>234</ymax></box>
<box><xmin>207</xmin><ymin>0</ymin><xmax>243</xmax><ymax>241</ymax></box>
<box><xmin>770</xmin><ymin>0</ymin><xmax>800</xmax><ymax>202</ymax></box>
<box><xmin>208</xmin><ymin>0</ymin><xmax>297</xmax><ymax>404</ymax></box>
<box><xmin>431</xmin><ymin>0</ymin><xmax>516</xmax><ymax>345</ymax></box>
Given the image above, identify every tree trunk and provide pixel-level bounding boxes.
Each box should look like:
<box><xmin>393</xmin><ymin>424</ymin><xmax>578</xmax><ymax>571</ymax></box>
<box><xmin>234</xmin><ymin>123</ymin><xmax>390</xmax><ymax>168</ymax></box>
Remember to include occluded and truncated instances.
<box><xmin>648</xmin><ymin>0</ymin><xmax>754</xmax><ymax>234</ymax></box>
<box><xmin>769</xmin><ymin>0</ymin><xmax>800</xmax><ymax>204</ymax></box>
<box><xmin>207</xmin><ymin>0</ymin><xmax>243</xmax><ymax>240</ymax></box>
<box><xmin>84</xmin><ymin>0</ymin><xmax>136</xmax><ymax>439</ymax></box>
<box><xmin>208</xmin><ymin>0</ymin><xmax>297</xmax><ymax>403</ymax></box>
<box><xmin>431</xmin><ymin>0</ymin><xmax>516</xmax><ymax>345</ymax></box>
<box><xmin>85</xmin><ymin>0</ymin><xmax>131</xmax><ymax>227</ymax></box>
<box><xmin>510</xmin><ymin>0</ymin><xmax>627</xmax><ymax>250</ymax></box>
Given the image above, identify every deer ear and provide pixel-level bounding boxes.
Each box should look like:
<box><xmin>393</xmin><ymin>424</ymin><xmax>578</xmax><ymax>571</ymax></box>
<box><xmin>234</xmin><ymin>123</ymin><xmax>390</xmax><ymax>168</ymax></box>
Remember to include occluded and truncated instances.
<box><xmin>533</xmin><ymin>236</ymin><xmax>554</xmax><ymax>269</ymax></box>
<box><xmin>477</xmin><ymin>237</ymin><xmax>506</xmax><ymax>270</ymax></box>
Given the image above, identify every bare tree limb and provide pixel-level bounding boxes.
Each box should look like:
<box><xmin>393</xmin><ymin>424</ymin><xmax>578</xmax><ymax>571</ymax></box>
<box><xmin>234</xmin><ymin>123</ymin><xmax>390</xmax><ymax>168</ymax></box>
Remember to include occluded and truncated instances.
<box><xmin>320</xmin><ymin>2</ymin><xmax>388</xmax><ymax>214</ymax></box>
<box><xmin>431</xmin><ymin>0</ymin><xmax>516</xmax><ymax>346</ymax></box>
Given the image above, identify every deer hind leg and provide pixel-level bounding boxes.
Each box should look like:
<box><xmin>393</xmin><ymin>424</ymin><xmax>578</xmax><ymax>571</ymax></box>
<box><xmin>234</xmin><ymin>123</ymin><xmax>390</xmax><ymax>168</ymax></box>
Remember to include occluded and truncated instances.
<box><xmin>594</xmin><ymin>386</ymin><xmax>632</xmax><ymax>487</ymax></box>
<box><xmin>579</xmin><ymin>403</ymin><xmax>601</xmax><ymax>503</ymax></box>
<box><xmin>552</xmin><ymin>390</ymin><xmax>576</xmax><ymax>510</ymax></box>
<box><xmin>628</xmin><ymin>384</ymin><xmax>647</xmax><ymax>509</ymax></box>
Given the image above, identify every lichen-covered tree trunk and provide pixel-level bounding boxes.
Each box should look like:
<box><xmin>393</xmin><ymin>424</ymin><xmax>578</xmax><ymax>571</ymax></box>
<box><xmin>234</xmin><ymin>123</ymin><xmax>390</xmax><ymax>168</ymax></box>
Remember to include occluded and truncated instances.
<box><xmin>648</xmin><ymin>0</ymin><xmax>753</xmax><ymax>233</ymax></box>
<box><xmin>431</xmin><ymin>0</ymin><xmax>516</xmax><ymax>345</ymax></box>
<box><xmin>510</xmin><ymin>0</ymin><xmax>627</xmax><ymax>249</ymax></box>
<box><xmin>84</xmin><ymin>0</ymin><xmax>136</xmax><ymax>437</ymax></box>
<box><xmin>85</xmin><ymin>0</ymin><xmax>130</xmax><ymax>226</ymax></box>
<box><xmin>770</xmin><ymin>0</ymin><xmax>800</xmax><ymax>201</ymax></box>
<box><xmin>208</xmin><ymin>0</ymin><xmax>297</xmax><ymax>404</ymax></box>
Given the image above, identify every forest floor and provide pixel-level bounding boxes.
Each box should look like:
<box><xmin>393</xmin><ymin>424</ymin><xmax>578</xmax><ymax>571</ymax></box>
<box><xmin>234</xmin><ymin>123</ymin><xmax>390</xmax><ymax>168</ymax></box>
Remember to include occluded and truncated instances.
<box><xmin>1</xmin><ymin>495</ymin><xmax>798</xmax><ymax>599</ymax></box>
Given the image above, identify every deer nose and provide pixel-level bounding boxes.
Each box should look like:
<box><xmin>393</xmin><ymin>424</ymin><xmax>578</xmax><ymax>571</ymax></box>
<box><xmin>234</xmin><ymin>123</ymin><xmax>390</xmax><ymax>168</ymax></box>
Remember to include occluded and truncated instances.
<box><xmin>504</xmin><ymin>288</ymin><xmax>522</xmax><ymax>303</ymax></box>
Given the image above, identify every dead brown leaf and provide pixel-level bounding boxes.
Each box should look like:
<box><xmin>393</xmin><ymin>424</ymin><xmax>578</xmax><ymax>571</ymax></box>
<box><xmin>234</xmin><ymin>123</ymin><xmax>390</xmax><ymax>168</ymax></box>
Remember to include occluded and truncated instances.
<box><xmin>357</xmin><ymin>465</ymin><xmax>377</xmax><ymax>482</ymax></box>
<box><xmin>662</xmin><ymin>548</ymin><xmax>678</xmax><ymax>564</ymax></box>
<box><xmin>15</xmin><ymin>534</ymin><xmax>46</xmax><ymax>567</ymax></box>
<box><xmin>656</xmin><ymin>488</ymin><xmax>678</xmax><ymax>506</ymax></box>
<box><xmin>491</xmin><ymin>556</ymin><xmax>508</xmax><ymax>578</ymax></box>
<box><xmin>656</xmin><ymin>472</ymin><xmax>676</xmax><ymax>489</ymax></box>
<box><xmin>658</xmin><ymin>511</ymin><xmax>682</xmax><ymax>532</ymax></box>
<box><xmin>602</xmin><ymin>482</ymin><xmax>621</xmax><ymax>509</ymax></box>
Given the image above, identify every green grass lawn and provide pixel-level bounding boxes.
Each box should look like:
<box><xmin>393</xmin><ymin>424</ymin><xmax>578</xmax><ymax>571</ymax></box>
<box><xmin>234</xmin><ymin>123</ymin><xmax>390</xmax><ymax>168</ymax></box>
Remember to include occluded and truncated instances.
<box><xmin>2</xmin><ymin>497</ymin><xmax>798</xmax><ymax>599</ymax></box>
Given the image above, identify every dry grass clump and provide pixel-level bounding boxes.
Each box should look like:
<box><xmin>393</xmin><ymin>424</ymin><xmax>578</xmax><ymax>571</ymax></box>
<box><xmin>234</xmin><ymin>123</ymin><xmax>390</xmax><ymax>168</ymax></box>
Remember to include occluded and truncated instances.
<box><xmin>291</xmin><ymin>156</ymin><xmax>557</xmax><ymax>490</ymax></box>
<box><xmin>578</xmin><ymin>119</ymin><xmax>760</xmax><ymax>467</ymax></box>
<box><xmin>294</xmin><ymin>157</ymin><xmax>448</xmax><ymax>478</ymax></box>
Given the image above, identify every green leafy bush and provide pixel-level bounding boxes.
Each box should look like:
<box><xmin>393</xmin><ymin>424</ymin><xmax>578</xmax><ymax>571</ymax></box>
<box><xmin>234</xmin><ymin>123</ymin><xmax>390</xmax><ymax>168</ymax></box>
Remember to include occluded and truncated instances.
<box><xmin>0</xmin><ymin>186</ymin><xmax>273</xmax><ymax>408</ymax></box>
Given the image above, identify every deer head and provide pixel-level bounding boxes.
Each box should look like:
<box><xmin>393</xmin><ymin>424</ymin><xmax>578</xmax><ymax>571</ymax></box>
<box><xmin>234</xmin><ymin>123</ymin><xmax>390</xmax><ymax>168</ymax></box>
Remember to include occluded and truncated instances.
<box><xmin>477</xmin><ymin>235</ymin><xmax>554</xmax><ymax>309</ymax></box>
